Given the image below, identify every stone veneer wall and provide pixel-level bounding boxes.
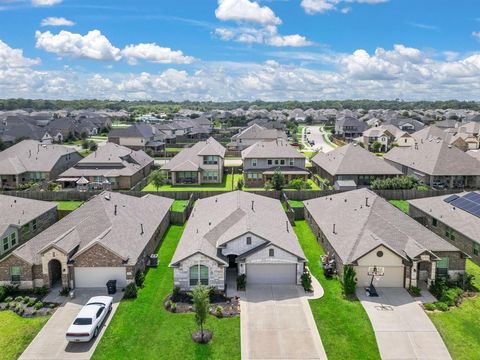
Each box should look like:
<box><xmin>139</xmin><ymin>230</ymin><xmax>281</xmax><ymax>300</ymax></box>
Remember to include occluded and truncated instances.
<box><xmin>173</xmin><ymin>253</ymin><xmax>226</xmax><ymax>291</ymax></box>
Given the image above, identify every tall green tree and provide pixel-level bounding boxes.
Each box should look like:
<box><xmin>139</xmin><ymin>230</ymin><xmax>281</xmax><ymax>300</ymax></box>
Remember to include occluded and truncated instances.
<box><xmin>271</xmin><ymin>168</ymin><xmax>285</xmax><ymax>191</ymax></box>
<box><xmin>190</xmin><ymin>285</ymin><xmax>210</xmax><ymax>343</ymax></box>
<box><xmin>150</xmin><ymin>170</ymin><xmax>166</xmax><ymax>191</ymax></box>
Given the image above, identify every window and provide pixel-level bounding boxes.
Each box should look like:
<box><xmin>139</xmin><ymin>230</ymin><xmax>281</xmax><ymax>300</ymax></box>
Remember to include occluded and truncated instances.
<box><xmin>23</xmin><ymin>223</ymin><xmax>30</xmax><ymax>234</ymax></box>
<box><xmin>269</xmin><ymin>249</ymin><xmax>274</xmax><ymax>257</ymax></box>
<box><xmin>436</xmin><ymin>257</ymin><xmax>449</xmax><ymax>276</ymax></box>
<box><xmin>376</xmin><ymin>251</ymin><xmax>384</xmax><ymax>257</ymax></box>
<box><xmin>10</xmin><ymin>233</ymin><xmax>16</xmax><ymax>247</ymax></box>
<box><xmin>445</xmin><ymin>227</ymin><xmax>455</xmax><ymax>241</ymax></box>
<box><xmin>474</xmin><ymin>243</ymin><xmax>479</xmax><ymax>256</ymax></box>
<box><xmin>289</xmin><ymin>158</ymin><xmax>294</xmax><ymax>166</ymax></box>
<box><xmin>189</xmin><ymin>265</ymin><xmax>209</xmax><ymax>286</ymax></box>
<box><xmin>96</xmin><ymin>307</ymin><xmax>105</xmax><ymax>319</ymax></box>
<box><xmin>432</xmin><ymin>218</ymin><xmax>438</xmax><ymax>227</ymax></box>
<box><xmin>246</xmin><ymin>237</ymin><xmax>252</xmax><ymax>245</ymax></box>
<box><xmin>252</xmin><ymin>159</ymin><xmax>257</xmax><ymax>167</ymax></box>
<box><xmin>274</xmin><ymin>160</ymin><xmax>279</xmax><ymax>165</ymax></box>
<box><xmin>280</xmin><ymin>159</ymin><xmax>285</xmax><ymax>165</ymax></box>
<box><xmin>10</xmin><ymin>266</ymin><xmax>21</xmax><ymax>283</ymax></box>
<box><xmin>203</xmin><ymin>156</ymin><xmax>218</xmax><ymax>165</ymax></box>
<box><xmin>203</xmin><ymin>171</ymin><xmax>218</xmax><ymax>181</ymax></box>
<box><xmin>32</xmin><ymin>219</ymin><xmax>37</xmax><ymax>231</ymax></box>
<box><xmin>267</xmin><ymin>159</ymin><xmax>272</xmax><ymax>165</ymax></box>
<box><xmin>3</xmin><ymin>237</ymin><xmax>8</xmax><ymax>252</ymax></box>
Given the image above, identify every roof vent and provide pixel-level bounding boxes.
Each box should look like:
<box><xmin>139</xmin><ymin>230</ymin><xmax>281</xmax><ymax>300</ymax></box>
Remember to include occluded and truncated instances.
<box><xmin>251</xmin><ymin>200</ymin><xmax>255</xmax><ymax>211</ymax></box>
<box><xmin>286</xmin><ymin>220</ymin><xmax>289</xmax><ymax>233</ymax></box>
<box><xmin>114</xmin><ymin>205</ymin><xmax>117</xmax><ymax>215</ymax></box>
<box><xmin>333</xmin><ymin>223</ymin><xmax>336</xmax><ymax>234</ymax></box>
<box><xmin>140</xmin><ymin>223</ymin><xmax>144</xmax><ymax>235</ymax></box>
<box><xmin>365</xmin><ymin>197</ymin><xmax>369</xmax><ymax>207</ymax></box>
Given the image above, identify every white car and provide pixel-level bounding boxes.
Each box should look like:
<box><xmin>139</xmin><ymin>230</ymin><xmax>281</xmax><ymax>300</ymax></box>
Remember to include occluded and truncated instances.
<box><xmin>66</xmin><ymin>296</ymin><xmax>113</xmax><ymax>343</ymax></box>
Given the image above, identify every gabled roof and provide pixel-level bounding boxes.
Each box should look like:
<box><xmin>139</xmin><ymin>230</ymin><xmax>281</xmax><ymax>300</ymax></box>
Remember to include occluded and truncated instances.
<box><xmin>384</xmin><ymin>138</ymin><xmax>480</xmax><ymax>176</ymax></box>
<box><xmin>304</xmin><ymin>189</ymin><xmax>459</xmax><ymax>264</ymax></box>
<box><xmin>108</xmin><ymin>123</ymin><xmax>157</xmax><ymax>139</ymax></box>
<box><xmin>231</xmin><ymin>124</ymin><xmax>287</xmax><ymax>141</ymax></box>
<box><xmin>241</xmin><ymin>139</ymin><xmax>305</xmax><ymax>159</ymax></box>
<box><xmin>170</xmin><ymin>191</ymin><xmax>305</xmax><ymax>266</ymax></box>
<box><xmin>311</xmin><ymin>143</ymin><xmax>402</xmax><ymax>176</ymax></box>
<box><xmin>162</xmin><ymin>137</ymin><xmax>226</xmax><ymax>172</ymax></box>
<box><xmin>10</xmin><ymin>192</ymin><xmax>172</xmax><ymax>265</ymax></box>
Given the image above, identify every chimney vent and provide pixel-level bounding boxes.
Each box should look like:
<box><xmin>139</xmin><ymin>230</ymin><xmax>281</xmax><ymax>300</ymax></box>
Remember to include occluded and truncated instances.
<box><xmin>251</xmin><ymin>200</ymin><xmax>254</xmax><ymax>210</ymax></box>
<box><xmin>365</xmin><ymin>197</ymin><xmax>369</xmax><ymax>207</ymax></box>
<box><xmin>140</xmin><ymin>223</ymin><xmax>144</xmax><ymax>235</ymax></box>
<box><xmin>333</xmin><ymin>223</ymin><xmax>336</xmax><ymax>234</ymax></box>
<box><xmin>114</xmin><ymin>205</ymin><xmax>117</xmax><ymax>215</ymax></box>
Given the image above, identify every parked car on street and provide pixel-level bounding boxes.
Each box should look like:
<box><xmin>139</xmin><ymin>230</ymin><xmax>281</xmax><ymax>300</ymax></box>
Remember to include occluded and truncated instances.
<box><xmin>66</xmin><ymin>296</ymin><xmax>113</xmax><ymax>342</ymax></box>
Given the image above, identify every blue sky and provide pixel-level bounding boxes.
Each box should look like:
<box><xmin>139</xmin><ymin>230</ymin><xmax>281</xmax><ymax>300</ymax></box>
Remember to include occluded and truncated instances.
<box><xmin>0</xmin><ymin>0</ymin><xmax>479</xmax><ymax>101</ymax></box>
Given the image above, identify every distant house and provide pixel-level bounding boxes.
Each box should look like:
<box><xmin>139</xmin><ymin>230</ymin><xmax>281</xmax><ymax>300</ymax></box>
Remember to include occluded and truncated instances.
<box><xmin>0</xmin><ymin>140</ymin><xmax>82</xmax><ymax>189</ymax></box>
<box><xmin>361</xmin><ymin>124</ymin><xmax>414</xmax><ymax>151</ymax></box>
<box><xmin>108</xmin><ymin>123</ymin><xmax>168</xmax><ymax>155</ymax></box>
<box><xmin>162</xmin><ymin>137</ymin><xmax>226</xmax><ymax>185</ymax></box>
<box><xmin>170</xmin><ymin>191</ymin><xmax>306</xmax><ymax>290</ymax></box>
<box><xmin>58</xmin><ymin>143</ymin><xmax>153</xmax><ymax>190</ymax></box>
<box><xmin>304</xmin><ymin>189</ymin><xmax>466</xmax><ymax>288</ymax></box>
<box><xmin>0</xmin><ymin>191</ymin><xmax>172</xmax><ymax>289</ymax></box>
<box><xmin>334</xmin><ymin>116</ymin><xmax>367</xmax><ymax>141</ymax></box>
<box><xmin>412</xmin><ymin>125</ymin><xmax>471</xmax><ymax>152</ymax></box>
<box><xmin>385</xmin><ymin>117</ymin><xmax>425</xmax><ymax>133</ymax></box>
<box><xmin>241</xmin><ymin>139</ymin><xmax>308</xmax><ymax>187</ymax></box>
<box><xmin>227</xmin><ymin>124</ymin><xmax>287</xmax><ymax>151</ymax></box>
<box><xmin>384</xmin><ymin>138</ymin><xmax>480</xmax><ymax>188</ymax></box>
<box><xmin>0</xmin><ymin>116</ymin><xmax>53</xmax><ymax>145</ymax></box>
<box><xmin>409</xmin><ymin>192</ymin><xmax>480</xmax><ymax>265</ymax></box>
<box><xmin>0</xmin><ymin>195</ymin><xmax>57</xmax><ymax>258</ymax></box>
<box><xmin>311</xmin><ymin>144</ymin><xmax>402</xmax><ymax>188</ymax></box>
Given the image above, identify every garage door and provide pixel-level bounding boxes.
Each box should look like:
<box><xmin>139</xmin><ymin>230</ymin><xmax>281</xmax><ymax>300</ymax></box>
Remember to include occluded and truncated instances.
<box><xmin>74</xmin><ymin>267</ymin><xmax>127</xmax><ymax>288</ymax></box>
<box><xmin>247</xmin><ymin>264</ymin><xmax>297</xmax><ymax>285</ymax></box>
<box><xmin>355</xmin><ymin>266</ymin><xmax>404</xmax><ymax>287</ymax></box>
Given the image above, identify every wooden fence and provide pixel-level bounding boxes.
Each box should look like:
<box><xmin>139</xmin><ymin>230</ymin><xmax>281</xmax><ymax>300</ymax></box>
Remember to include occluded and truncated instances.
<box><xmin>170</xmin><ymin>193</ymin><xmax>195</xmax><ymax>225</ymax></box>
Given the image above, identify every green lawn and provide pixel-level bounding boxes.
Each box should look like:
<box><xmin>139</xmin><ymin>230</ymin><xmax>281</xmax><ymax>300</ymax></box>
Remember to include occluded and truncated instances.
<box><xmin>0</xmin><ymin>311</ymin><xmax>49</xmax><ymax>360</ymax></box>
<box><xmin>142</xmin><ymin>174</ymin><xmax>242</xmax><ymax>192</ymax></box>
<box><xmin>288</xmin><ymin>200</ymin><xmax>304</xmax><ymax>208</ymax></box>
<box><xmin>428</xmin><ymin>260</ymin><xmax>480</xmax><ymax>360</ymax></box>
<box><xmin>55</xmin><ymin>201</ymin><xmax>84</xmax><ymax>211</ymax></box>
<box><xmin>389</xmin><ymin>200</ymin><xmax>409</xmax><ymax>214</ymax></box>
<box><xmin>93</xmin><ymin>225</ymin><xmax>240</xmax><ymax>360</ymax></box>
<box><xmin>294</xmin><ymin>221</ymin><xmax>380</xmax><ymax>360</ymax></box>
<box><xmin>171</xmin><ymin>200</ymin><xmax>188</xmax><ymax>212</ymax></box>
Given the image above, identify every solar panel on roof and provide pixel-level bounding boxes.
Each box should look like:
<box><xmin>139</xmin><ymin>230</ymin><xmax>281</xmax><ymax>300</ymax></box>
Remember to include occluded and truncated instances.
<box><xmin>444</xmin><ymin>194</ymin><xmax>459</xmax><ymax>203</ymax></box>
<box><xmin>464</xmin><ymin>192</ymin><xmax>480</xmax><ymax>202</ymax></box>
<box><xmin>450</xmin><ymin>192</ymin><xmax>480</xmax><ymax>219</ymax></box>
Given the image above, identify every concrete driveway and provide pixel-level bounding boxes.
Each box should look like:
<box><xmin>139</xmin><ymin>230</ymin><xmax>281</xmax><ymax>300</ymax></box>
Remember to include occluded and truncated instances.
<box><xmin>241</xmin><ymin>285</ymin><xmax>327</xmax><ymax>360</ymax></box>
<box><xmin>357</xmin><ymin>287</ymin><xmax>451</xmax><ymax>360</ymax></box>
<box><xmin>20</xmin><ymin>289</ymin><xmax>122</xmax><ymax>360</ymax></box>
<box><xmin>303</xmin><ymin>126</ymin><xmax>336</xmax><ymax>153</ymax></box>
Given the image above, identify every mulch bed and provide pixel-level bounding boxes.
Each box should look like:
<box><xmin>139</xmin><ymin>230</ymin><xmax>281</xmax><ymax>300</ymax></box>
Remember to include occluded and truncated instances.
<box><xmin>192</xmin><ymin>330</ymin><xmax>213</xmax><ymax>344</ymax></box>
<box><xmin>165</xmin><ymin>291</ymin><xmax>240</xmax><ymax>317</ymax></box>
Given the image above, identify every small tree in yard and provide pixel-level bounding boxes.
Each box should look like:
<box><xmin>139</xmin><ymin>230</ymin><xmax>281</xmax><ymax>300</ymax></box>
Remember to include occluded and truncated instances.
<box><xmin>342</xmin><ymin>266</ymin><xmax>357</xmax><ymax>296</ymax></box>
<box><xmin>371</xmin><ymin>141</ymin><xmax>382</xmax><ymax>153</ymax></box>
<box><xmin>89</xmin><ymin>141</ymin><xmax>98</xmax><ymax>152</ymax></box>
<box><xmin>190</xmin><ymin>285</ymin><xmax>211</xmax><ymax>344</ymax></box>
<box><xmin>150</xmin><ymin>170</ymin><xmax>166</xmax><ymax>191</ymax></box>
<box><xmin>271</xmin><ymin>168</ymin><xmax>285</xmax><ymax>191</ymax></box>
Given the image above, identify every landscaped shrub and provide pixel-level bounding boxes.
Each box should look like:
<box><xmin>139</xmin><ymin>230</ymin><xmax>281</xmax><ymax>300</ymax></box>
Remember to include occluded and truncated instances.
<box><xmin>301</xmin><ymin>269</ymin><xmax>313</xmax><ymax>292</ymax></box>
<box><xmin>0</xmin><ymin>286</ymin><xmax>6</xmax><ymax>302</ymax></box>
<box><xmin>429</xmin><ymin>278</ymin><xmax>448</xmax><ymax>299</ymax></box>
<box><xmin>409</xmin><ymin>286</ymin><xmax>421</xmax><ymax>297</ymax></box>
<box><xmin>286</xmin><ymin>178</ymin><xmax>312</xmax><ymax>190</ymax></box>
<box><xmin>33</xmin><ymin>302</ymin><xmax>44</xmax><ymax>310</ymax></box>
<box><xmin>434</xmin><ymin>302</ymin><xmax>449</xmax><ymax>312</ymax></box>
<box><xmin>59</xmin><ymin>287</ymin><xmax>70</xmax><ymax>296</ymax></box>
<box><xmin>440</xmin><ymin>287</ymin><xmax>464</xmax><ymax>307</ymax></box>
<box><xmin>236</xmin><ymin>178</ymin><xmax>244</xmax><ymax>190</ymax></box>
<box><xmin>236</xmin><ymin>274</ymin><xmax>246</xmax><ymax>290</ymax></box>
<box><xmin>124</xmin><ymin>283</ymin><xmax>138</xmax><ymax>299</ymax></box>
<box><xmin>423</xmin><ymin>303</ymin><xmax>436</xmax><ymax>311</ymax></box>
<box><xmin>271</xmin><ymin>169</ymin><xmax>285</xmax><ymax>191</ymax></box>
<box><xmin>33</xmin><ymin>286</ymin><xmax>49</xmax><ymax>297</ymax></box>
<box><xmin>371</xmin><ymin>176</ymin><xmax>418</xmax><ymax>190</ymax></box>
<box><xmin>15</xmin><ymin>296</ymin><xmax>23</xmax><ymax>302</ymax></box>
<box><xmin>5</xmin><ymin>296</ymin><xmax>13</xmax><ymax>303</ymax></box>
<box><xmin>170</xmin><ymin>302</ymin><xmax>177</xmax><ymax>313</ymax></box>
<box><xmin>27</xmin><ymin>298</ymin><xmax>36</xmax><ymax>307</ymax></box>
<box><xmin>342</xmin><ymin>266</ymin><xmax>357</xmax><ymax>296</ymax></box>
<box><xmin>135</xmin><ymin>270</ymin><xmax>145</xmax><ymax>287</ymax></box>
<box><xmin>172</xmin><ymin>286</ymin><xmax>181</xmax><ymax>297</ymax></box>
<box><xmin>22</xmin><ymin>297</ymin><xmax>30</xmax><ymax>304</ymax></box>
<box><xmin>215</xmin><ymin>305</ymin><xmax>224</xmax><ymax>318</ymax></box>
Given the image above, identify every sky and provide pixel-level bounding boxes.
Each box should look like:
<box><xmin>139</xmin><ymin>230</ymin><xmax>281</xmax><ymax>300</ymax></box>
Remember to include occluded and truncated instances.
<box><xmin>0</xmin><ymin>0</ymin><xmax>479</xmax><ymax>101</ymax></box>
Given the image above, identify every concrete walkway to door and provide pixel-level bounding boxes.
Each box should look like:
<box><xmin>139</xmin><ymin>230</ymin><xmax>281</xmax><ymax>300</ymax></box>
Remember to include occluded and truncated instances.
<box><xmin>357</xmin><ymin>287</ymin><xmax>451</xmax><ymax>360</ymax></box>
<box><xmin>241</xmin><ymin>285</ymin><xmax>327</xmax><ymax>360</ymax></box>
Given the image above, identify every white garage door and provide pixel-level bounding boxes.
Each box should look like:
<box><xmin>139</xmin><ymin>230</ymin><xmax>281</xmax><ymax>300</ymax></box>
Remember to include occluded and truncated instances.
<box><xmin>74</xmin><ymin>267</ymin><xmax>127</xmax><ymax>288</ymax></box>
<box><xmin>247</xmin><ymin>264</ymin><xmax>297</xmax><ymax>285</ymax></box>
<box><xmin>355</xmin><ymin>266</ymin><xmax>404</xmax><ymax>288</ymax></box>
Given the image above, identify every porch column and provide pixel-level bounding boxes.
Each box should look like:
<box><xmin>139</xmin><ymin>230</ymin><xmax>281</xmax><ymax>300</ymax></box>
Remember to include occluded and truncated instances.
<box><xmin>197</xmin><ymin>171</ymin><xmax>201</xmax><ymax>185</ymax></box>
<box><xmin>171</xmin><ymin>172</ymin><xmax>176</xmax><ymax>185</ymax></box>
<box><xmin>449</xmin><ymin>176</ymin><xmax>454</xmax><ymax>189</ymax></box>
<box><xmin>411</xmin><ymin>260</ymin><xmax>418</xmax><ymax>287</ymax></box>
<box><xmin>429</xmin><ymin>261</ymin><xmax>436</xmax><ymax>286</ymax></box>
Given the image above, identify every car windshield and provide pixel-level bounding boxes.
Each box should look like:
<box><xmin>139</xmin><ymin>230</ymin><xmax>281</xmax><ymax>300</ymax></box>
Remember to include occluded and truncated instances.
<box><xmin>73</xmin><ymin>317</ymin><xmax>92</xmax><ymax>325</ymax></box>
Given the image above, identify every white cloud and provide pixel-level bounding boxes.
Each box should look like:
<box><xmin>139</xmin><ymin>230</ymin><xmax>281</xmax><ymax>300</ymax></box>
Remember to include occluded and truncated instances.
<box><xmin>35</xmin><ymin>30</ymin><xmax>122</xmax><ymax>61</ymax></box>
<box><xmin>473</xmin><ymin>31</ymin><xmax>480</xmax><ymax>40</ymax></box>
<box><xmin>41</xmin><ymin>17</ymin><xmax>75</xmax><ymax>26</ymax></box>
<box><xmin>301</xmin><ymin>0</ymin><xmax>388</xmax><ymax>14</ymax></box>
<box><xmin>121</xmin><ymin>43</ymin><xmax>195</xmax><ymax>65</ymax></box>
<box><xmin>0</xmin><ymin>39</ymin><xmax>41</xmax><ymax>68</ymax></box>
<box><xmin>215</xmin><ymin>0</ymin><xmax>281</xmax><ymax>25</ymax></box>
<box><xmin>32</xmin><ymin>0</ymin><xmax>62</xmax><ymax>6</ymax></box>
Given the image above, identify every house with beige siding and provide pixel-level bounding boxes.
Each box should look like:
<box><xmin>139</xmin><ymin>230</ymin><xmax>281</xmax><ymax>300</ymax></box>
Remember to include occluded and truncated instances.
<box><xmin>0</xmin><ymin>191</ymin><xmax>172</xmax><ymax>289</ymax></box>
<box><xmin>304</xmin><ymin>189</ymin><xmax>466</xmax><ymax>288</ymax></box>
<box><xmin>227</xmin><ymin>124</ymin><xmax>287</xmax><ymax>151</ymax></box>
<box><xmin>170</xmin><ymin>191</ymin><xmax>306</xmax><ymax>291</ymax></box>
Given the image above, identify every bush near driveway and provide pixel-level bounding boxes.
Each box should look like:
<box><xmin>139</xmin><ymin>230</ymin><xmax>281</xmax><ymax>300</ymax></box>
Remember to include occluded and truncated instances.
<box><xmin>93</xmin><ymin>225</ymin><xmax>240</xmax><ymax>360</ymax></box>
<box><xmin>294</xmin><ymin>221</ymin><xmax>380</xmax><ymax>360</ymax></box>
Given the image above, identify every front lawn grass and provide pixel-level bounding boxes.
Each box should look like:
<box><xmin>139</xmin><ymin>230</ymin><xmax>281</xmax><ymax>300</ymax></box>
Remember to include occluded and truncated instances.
<box><xmin>428</xmin><ymin>259</ymin><xmax>480</xmax><ymax>360</ymax></box>
<box><xmin>389</xmin><ymin>200</ymin><xmax>409</xmax><ymax>214</ymax></box>
<box><xmin>55</xmin><ymin>201</ymin><xmax>84</xmax><ymax>211</ymax></box>
<box><xmin>142</xmin><ymin>174</ymin><xmax>242</xmax><ymax>192</ymax></box>
<box><xmin>171</xmin><ymin>200</ymin><xmax>188</xmax><ymax>212</ymax></box>
<box><xmin>0</xmin><ymin>311</ymin><xmax>49</xmax><ymax>360</ymax></box>
<box><xmin>294</xmin><ymin>220</ymin><xmax>380</xmax><ymax>360</ymax></box>
<box><xmin>288</xmin><ymin>200</ymin><xmax>304</xmax><ymax>208</ymax></box>
<box><xmin>93</xmin><ymin>225</ymin><xmax>240</xmax><ymax>360</ymax></box>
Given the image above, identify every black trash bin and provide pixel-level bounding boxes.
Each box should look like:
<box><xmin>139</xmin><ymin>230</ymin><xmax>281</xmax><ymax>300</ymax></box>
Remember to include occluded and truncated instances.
<box><xmin>106</xmin><ymin>280</ymin><xmax>117</xmax><ymax>295</ymax></box>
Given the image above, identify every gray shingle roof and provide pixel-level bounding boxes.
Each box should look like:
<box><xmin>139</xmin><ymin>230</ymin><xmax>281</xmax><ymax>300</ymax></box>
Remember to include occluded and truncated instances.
<box><xmin>384</xmin><ymin>138</ymin><xmax>480</xmax><ymax>176</ymax></box>
<box><xmin>11</xmin><ymin>191</ymin><xmax>172</xmax><ymax>265</ymax></box>
<box><xmin>231</xmin><ymin>124</ymin><xmax>287</xmax><ymax>141</ymax></box>
<box><xmin>311</xmin><ymin>143</ymin><xmax>402</xmax><ymax>176</ymax></box>
<box><xmin>241</xmin><ymin>139</ymin><xmax>305</xmax><ymax>159</ymax></box>
<box><xmin>409</xmin><ymin>192</ymin><xmax>480</xmax><ymax>245</ymax></box>
<box><xmin>170</xmin><ymin>191</ymin><xmax>305</xmax><ymax>266</ymax></box>
<box><xmin>304</xmin><ymin>188</ymin><xmax>459</xmax><ymax>264</ymax></box>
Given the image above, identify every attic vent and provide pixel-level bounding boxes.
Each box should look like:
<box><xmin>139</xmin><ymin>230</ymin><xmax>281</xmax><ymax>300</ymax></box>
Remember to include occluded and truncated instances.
<box><xmin>140</xmin><ymin>223</ymin><xmax>144</xmax><ymax>235</ymax></box>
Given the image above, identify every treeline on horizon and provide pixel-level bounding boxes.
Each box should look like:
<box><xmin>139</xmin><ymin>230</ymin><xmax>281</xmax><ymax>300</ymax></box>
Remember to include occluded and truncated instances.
<box><xmin>1</xmin><ymin>98</ymin><xmax>479</xmax><ymax>113</ymax></box>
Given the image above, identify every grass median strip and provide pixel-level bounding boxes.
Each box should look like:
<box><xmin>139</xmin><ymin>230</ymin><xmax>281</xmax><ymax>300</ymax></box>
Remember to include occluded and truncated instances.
<box><xmin>294</xmin><ymin>220</ymin><xmax>380</xmax><ymax>360</ymax></box>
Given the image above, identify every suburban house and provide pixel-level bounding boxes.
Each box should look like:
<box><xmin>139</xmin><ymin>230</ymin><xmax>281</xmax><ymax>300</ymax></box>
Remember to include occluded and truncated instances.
<box><xmin>304</xmin><ymin>189</ymin><xmax>466</xmax><ymax>288</ymax></box>
<box><xmin>412</xmin><ymin>125</ymin><xmax>471</xmax><ymax>152</ymax></box>
<box><xmin>361</xmin><ymin>124</ymin><xmax>414</xmax><ymax>151</ymax></box>
<box><xmin>0</xmin><ymin>116</ymin><xmax>53</xmax><ymax>145</ymax></box>
<box><xmin>0</xmin><ymin>195</ymin><xmax>57</xmax><ymax>258</ymax></box>
<box><xmin>162</xmin><ymin>137</ymin><xmax>226</xmax><ymax>186</ymax></box>
<box><xmin>241</xmin><ymin>139</ymin><xmax>308</xmax><ymax>187</ymax></box>
<box><xmin>334</xmin><ymin>116</ymin><xmax>367</xmax><ymax>141</ymax></box>
<box><xmin>311</xmin><ymin>143</ymin><xmax>402</xmax><ymax>189</ymax></box>
<box><xmin>227</xmin><ymin>124</ymin><xmax>287</xmax><ymax>151</ymax></box>
<box><xmin>170</xmin><ymin>191</ymin><xmax>306</xmax><ymax>291</ymax></box>
<box><xmin>58</xmin><ymin>143</ymin><xmax>154</xmax><ymax>190</ymax></box>
<box><xmin>409</xmin><ymin>192</ymin><xmax>480</xmax><ymax>265</ymax></box>
<box><xmin>384</xmin><ymin>138</ymin><xmax>480</xmax><ymax>188</ymax></box>
<box><xmin>0</xmin><ymin>140</ymin><xmax>82</xmax><ymax>189</ymax></box>
<box><xmin>385</xmin><ymin>117</ymin><xmax>425</xmax><ymax>133</ymax></box>
<box><xmin>108</xmin><ymin>123</ymin><xmax>169</xmax><ymax>155</ymax></box>
<box><xmin>0</xmin><ymin>191</ymin><xmax>173</xmax><ymax>289</ymax></box>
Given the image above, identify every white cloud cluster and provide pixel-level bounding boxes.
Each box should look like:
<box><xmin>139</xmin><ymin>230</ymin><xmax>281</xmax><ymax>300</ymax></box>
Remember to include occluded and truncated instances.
<box><xmin>41</xmin><ymin>17</ymin><xmax>75</xmax><ymax>27</ymax></box>
<box><xmin>32</xmin><ymin>0</ymin><xmax>62</xmax><ymax>6</ymax></box>
<box><xmin>473</xmin><ymin>31</ymin><xmax>480</xmax><ymax>40</ymax></box>
<box><xmin>301</xmin><ymin>0</ymin><xmax>388</xmax><ymax>14</ymax></box>
<box><xmin>3</xmin><ymin>39</ymin><xmax>480</xmax><ymax>101</ymax></box>
<box><xmin>214</xmin><ymin>0</ymin><xmax>312</xmax><ymax>47</ymax></box>
<box><xmin>35</xmin><ymin>30</ymin><xmax>195</xmax><ymax>64</ymax></box>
